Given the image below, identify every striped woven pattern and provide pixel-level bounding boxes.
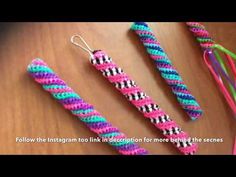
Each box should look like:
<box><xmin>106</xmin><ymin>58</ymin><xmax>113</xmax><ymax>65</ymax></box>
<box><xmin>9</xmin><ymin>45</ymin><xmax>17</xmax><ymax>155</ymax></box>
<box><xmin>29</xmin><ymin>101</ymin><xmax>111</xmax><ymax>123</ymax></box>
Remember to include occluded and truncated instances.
<box><xmin>186</xmin><ymin>22</ymin><xmax>236</xmax><ymax>115</ymax></box>
<box><xmin>131</xmin><ymin>22</ymin><xmax>203</xmax><ymax>120</ymax></box>
<box><xmin>186</xmin><ymin>22</ymin><xmax>215</xmax><ymax>49</ymax></box>
<box><xmin>27</xmin><ymin>58</ymin><xmax>148</xmax><ymax>155</ymax></box>
<box><xmin>90</xmin><ymin>50</ymin><xmax>198</xmax><ymax>155</ymax></box>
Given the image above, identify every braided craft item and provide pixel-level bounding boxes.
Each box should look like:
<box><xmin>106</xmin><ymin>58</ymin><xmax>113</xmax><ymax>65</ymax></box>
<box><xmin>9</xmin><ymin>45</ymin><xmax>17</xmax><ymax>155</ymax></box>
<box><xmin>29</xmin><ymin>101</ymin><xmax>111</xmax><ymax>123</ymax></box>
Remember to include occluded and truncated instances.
<box><xmin>27</xmin><ymin>58</ymin><xmax>148</xmax><ymax>155</ymax></box>
<box><xmin>186</xmin><ymin>22</ymin><xmax>215</xmax><ymax>49</ymax></box>
<box><xmin>186</xmin><ymin>22</ymin><xmax>236</xmax><ymax>115</ymax></box>
<box><xmin>71</xmin><ymin>35</ymin><xmax>198</xmax><ymax>155</ymax></box>
<box><xmin>131</xmin><ymin>22</ymin><xmax>202</xmax><ymax>121</ymax></box>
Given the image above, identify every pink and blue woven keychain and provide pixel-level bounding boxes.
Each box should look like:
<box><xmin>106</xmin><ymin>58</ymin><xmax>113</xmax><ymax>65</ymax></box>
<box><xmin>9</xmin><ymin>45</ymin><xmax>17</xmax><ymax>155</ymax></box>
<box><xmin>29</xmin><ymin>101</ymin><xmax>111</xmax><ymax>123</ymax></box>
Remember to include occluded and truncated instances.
<box><xmin>27</xmin><ymin>58</ymin><xmax>148</xmax><ymax>155</ymax></box>
<box><xmin>71</xmin><ymin>34</ymin><xmax>198</xmax><ymax>155</ymax></box>
<box><xmin>131</xmin><ymin>22</ymin><xmax>203</xmax><ymax>121</ymax></box>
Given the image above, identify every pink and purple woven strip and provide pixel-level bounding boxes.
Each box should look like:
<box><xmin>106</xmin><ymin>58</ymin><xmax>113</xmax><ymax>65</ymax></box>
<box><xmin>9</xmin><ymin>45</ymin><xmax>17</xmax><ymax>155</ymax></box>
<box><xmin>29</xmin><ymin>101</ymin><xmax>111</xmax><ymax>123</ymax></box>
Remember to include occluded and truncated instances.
<box><xmin>131</xmin><ymin>22</ymin><xmax>203</xmax><ymax>120</ymax></box>
<box><xmin>89</xmin><ymin>50</ymin><xmax>198</xmax><ymax>155</ymax></box>
<box><xmin>186</xmin><ymin>22</ymin><xmax>215</xmax><ymax>50</ymax></box>
<box><xmin>27</xmin><ymin>58</ymin><xmax>148</xmax><ymax>155</ymax></box>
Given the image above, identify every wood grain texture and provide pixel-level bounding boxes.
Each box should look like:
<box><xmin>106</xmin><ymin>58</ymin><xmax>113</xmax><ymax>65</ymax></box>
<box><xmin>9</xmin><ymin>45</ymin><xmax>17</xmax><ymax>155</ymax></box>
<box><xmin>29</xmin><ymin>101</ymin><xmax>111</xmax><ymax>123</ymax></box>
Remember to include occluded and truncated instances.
<box><xmin>0</xmin><ymin>22</ymin><xmax>235</xmax><ymax>154</ymax></box>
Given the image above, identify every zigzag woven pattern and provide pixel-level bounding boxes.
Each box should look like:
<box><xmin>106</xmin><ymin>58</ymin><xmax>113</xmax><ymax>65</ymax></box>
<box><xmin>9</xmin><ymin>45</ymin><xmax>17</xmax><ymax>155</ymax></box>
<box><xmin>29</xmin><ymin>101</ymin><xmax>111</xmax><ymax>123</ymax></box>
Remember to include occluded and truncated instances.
<box><xmin>186</xmin><ymin>22</ymin><xmax>215</xmax><ymax>50</ymax></box>
<box><xmin>90</xmin><ymin>50</ymin><xmax>198</xmax><ymax>155</ymax></box>
<box><xmin>131</xmin><ymin>22</ymin><xmax>203</xmax><ymax>120</ymax></box>
<box><xmin>27</xmin><ymin>58</ymin><xmax>148</xmax><ymax>155</ymax></box>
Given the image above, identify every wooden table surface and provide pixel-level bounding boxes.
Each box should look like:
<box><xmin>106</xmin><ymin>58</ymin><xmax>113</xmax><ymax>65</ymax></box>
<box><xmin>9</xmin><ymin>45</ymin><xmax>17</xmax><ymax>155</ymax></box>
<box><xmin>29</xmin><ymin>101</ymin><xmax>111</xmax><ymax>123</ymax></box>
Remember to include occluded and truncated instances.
<box><xmin>0</xmin><ymin>22</ymin><xmax>235</xmax><ymax>155</ymax></box>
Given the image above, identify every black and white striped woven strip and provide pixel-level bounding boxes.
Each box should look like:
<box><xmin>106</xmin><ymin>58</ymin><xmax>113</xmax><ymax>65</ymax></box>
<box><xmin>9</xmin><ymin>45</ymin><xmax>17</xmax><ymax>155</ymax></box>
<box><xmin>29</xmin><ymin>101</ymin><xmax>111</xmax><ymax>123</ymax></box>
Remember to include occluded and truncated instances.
<box><xmin>102</xmin><ymin>67</ymin><xmax>124</xmax><ymax>77</ymax></box>
<box><xmin>91</xmin><ymin>54</ymin><xmax>112</xmax><ymax>65</ymax></box>
<box><xmin>138</xmin><ymin>103</ymin><xmax>159</xmax><ymax>113</ymax></box>
<box><xmin>163</xmin><ymin>127</ymin><xmax>182</xmax><ymax>135</ymax></box>
<box><xmin>174</xmin><ymin>140</ymin><xmax>193</xmax><ymax>149</ymax></box>
<box><xmin>150</xmin><ymin>115</ymin><xmax>171</xmax><ymax>124</ymax></box>
<box><xmin>114</xmin><ymin>80</ymin><xmax>136</xmax><ymax>89</ymax></box>
<box><xmin>126</xmin><ymin>92</ymin><xmax>147</xmax><ymax>101</ymax></box>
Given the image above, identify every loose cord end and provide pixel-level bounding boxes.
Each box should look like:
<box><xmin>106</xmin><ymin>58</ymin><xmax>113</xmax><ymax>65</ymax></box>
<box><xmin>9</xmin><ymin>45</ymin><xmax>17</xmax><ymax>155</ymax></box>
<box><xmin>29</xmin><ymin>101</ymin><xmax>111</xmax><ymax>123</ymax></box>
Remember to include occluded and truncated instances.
<box><xmin>71</xmin><ymin>34</ymin><xmax>94</xmax><ymax>58</ymax></box>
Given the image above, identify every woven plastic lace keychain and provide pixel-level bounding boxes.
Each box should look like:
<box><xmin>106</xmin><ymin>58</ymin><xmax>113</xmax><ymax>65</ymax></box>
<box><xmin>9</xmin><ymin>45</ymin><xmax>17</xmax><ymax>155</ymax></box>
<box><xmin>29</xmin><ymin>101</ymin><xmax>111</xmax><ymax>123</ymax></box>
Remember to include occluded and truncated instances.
<box><xmin>131</xmin><ymin>22</ymin><xmax>203</xmax><ymax>121</ymax></box>
<box><xmin>27</xmin><ymin>58</ymin><xmax>148</xmax><ymax>155</ymax></box>
<box><xmin>71</xmin><ymin>34</ymin><xmax>198</xmax><ymax>155</ymax></box>
<box><xmin>186</xmin><ymin>22</ymin><xmax>236</xmax><ymax>115</ymax></box>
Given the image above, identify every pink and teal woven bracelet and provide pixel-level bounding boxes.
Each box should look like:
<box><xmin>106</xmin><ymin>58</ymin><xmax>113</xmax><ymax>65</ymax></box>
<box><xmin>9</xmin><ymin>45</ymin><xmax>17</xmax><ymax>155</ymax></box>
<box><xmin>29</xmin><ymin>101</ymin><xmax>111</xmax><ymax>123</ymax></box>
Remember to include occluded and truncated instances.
<box><xmin>131</xmin><ymin>22</ymin><xmax>203</xmax><ymax>121</ymax></box>
<box><xmin>27</xmin><ymin>58</ymin><xmax>148</xmax><ymax>155</ymax></box>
